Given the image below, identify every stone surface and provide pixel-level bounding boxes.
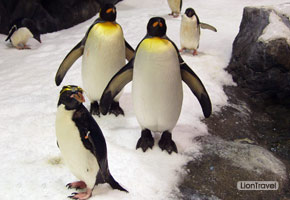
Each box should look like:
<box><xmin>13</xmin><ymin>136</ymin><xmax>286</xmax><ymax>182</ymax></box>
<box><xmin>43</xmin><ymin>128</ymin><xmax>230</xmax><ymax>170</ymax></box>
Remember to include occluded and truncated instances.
<box><xmin>0</xmin><ymin>0</ymin><xmax>122</xmax><ymax>35</ymax></box>
<box><xmin>227</xmin><ymin>6</ymin><xmax>290</xmax><ymax>107</ymax></box>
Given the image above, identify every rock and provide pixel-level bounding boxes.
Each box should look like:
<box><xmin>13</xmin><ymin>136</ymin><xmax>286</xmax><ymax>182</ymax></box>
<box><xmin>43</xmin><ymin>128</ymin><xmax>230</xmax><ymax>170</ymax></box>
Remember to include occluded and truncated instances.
<box><xmin>0</xmin><ymin>0</ymin><xmax>123</xmax><ymax>35</ymax></box>
<box><xmin>227</xmin><ymin>5</ymin><xmax>290</xmax><ymax>106</ymax></box>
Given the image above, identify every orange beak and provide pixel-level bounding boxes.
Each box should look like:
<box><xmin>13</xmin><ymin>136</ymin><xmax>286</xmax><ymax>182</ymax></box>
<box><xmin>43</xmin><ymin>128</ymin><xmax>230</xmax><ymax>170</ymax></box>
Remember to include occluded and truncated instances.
<box><xmin>106</xmin><ymin>8</ymin><xmax>114</xmax><ymax>13</ymax></box>
<box><xmin>70</xmin><ymin>92</ymin><xmax>85</xmax><ymax>103</ymax></box>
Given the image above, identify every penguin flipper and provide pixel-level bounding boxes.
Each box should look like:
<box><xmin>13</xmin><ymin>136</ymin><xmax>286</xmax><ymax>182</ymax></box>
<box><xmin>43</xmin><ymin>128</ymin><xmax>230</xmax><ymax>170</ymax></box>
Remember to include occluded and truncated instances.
<box><xmin>125</xmin><ymin>40</ymin><xmax>135</xmax><ymax>61</ymax></box>
<box><xmin>5</xmin><ymin>25</ymin><xmax>17</xmax><ymax>41</ymax></box>
<box><xmin>100</xmin><ymin>58</ymin><xmax>134</xmax><ymax>115</ymax></box>
<box><xmin>55</xmin><ymin>41</ymin><xmax>84</xmax><ymax>86</ymax></box>
<box><xmin>180</xmin><ymin>62</ymin><xmax>212</xmax><ymax>118</ymax></box>
<box><xmin>200</xmin><ymin>23</ymin><xmax>217</xmax><ymax>32</ymax></box>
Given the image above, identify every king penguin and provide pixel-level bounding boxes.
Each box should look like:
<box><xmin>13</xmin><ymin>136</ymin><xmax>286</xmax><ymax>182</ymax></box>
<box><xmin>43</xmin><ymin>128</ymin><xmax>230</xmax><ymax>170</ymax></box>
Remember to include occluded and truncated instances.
<box><xmin>180</xmin><ymin>8</ymin><xmax>217</xmax><ymax>55</ymax></box>
<box><xmin>55</xmin><ymin>4</ymin><xmax>134</xmax><ymax>116</ymax></box>
<box><xmin>5</xmin><ymin>18</ymin><xmax>41</xmax><ymax>49</ymax></box>
<box><xmin>99</xmin><ymin>17</ymin><xmax>212</xmax><ymax>154</ymax></box>
<box><xmin>55</xmin><ymin>85</ymin><xmax>128</xmax><ymax>200</ymax></box>
<box><xmin>167</xmin><ymin>0</ymin><xmax>182</xmax><ymax>17</ymax></box>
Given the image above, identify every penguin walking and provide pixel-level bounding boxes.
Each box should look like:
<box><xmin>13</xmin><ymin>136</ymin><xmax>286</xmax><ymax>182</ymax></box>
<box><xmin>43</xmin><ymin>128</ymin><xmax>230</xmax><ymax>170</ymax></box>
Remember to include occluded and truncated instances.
<box><xmin>100</xmin><ymin>17</ymin><xmax>212</xmax><ymax>154</ymax></box>
<box><xmin>167</xmin><ymin>0</ymin><xmax>182</xmax><ymax>17</ymax></box>
<box><xmin>180</xmin><ymin>8</ymin><xmax>217</xmax><ymax>55</ymax></box>
<box><xmin>5</xmin><ymin>18</ymin><xmax>41</xmax><ymax>49</ymax></box>
<box><xmin>55</xmin><ymin>85</ymin><xmax>128</xmax><ymax>200</ymax></box>
<box><xmin>55</xmin><ymin>4</ymin><xmax>134</xmax><ymax>116</ymax></box>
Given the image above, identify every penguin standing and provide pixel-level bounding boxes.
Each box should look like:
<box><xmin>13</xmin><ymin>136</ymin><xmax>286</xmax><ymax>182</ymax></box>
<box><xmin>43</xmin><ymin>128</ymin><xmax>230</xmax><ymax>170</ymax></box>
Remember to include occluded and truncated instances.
<box><xmin>55</xmin><ymin>85</ymin><xmax>128</xmax><ymax>200</ymax></box>
<box><xmin>180</xmin><ymin>8</ymin><xmax>217</xmax><ymax>55</ymax></box>
<box><xmin>55</xmin><ymin>4</ymin><xmax>134</xmax><ymax>116</ymax></box>
<box><xmin>5</xmin><ymin>18</ymin><xmax>41</xmax><ymax>49</ymax></box>
<box><xmin>167</xmin><ymin>0</ymin><xmax>182</xmax><ymax>17</ymax></box>
<box><xmin>100</xmin><ymin>17</ymin><xmax>212</xmax><ymax>154</ymax></box>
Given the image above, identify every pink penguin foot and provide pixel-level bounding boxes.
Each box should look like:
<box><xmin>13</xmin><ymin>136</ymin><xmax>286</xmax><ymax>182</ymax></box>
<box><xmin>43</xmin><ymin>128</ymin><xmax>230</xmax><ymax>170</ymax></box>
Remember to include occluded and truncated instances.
<box><xmin>193</xmin><ymin>50</ymin><xmax>198</xmax><ymax>56</ymax></box>
<box><xmin>179</xmin><ymin>48</ymin><xmax>186</xmax><ymax>53</ymax></box>
<box><xmin>66</xmin><ymin>181</ymin><xmax>87</xmax><ymax>190</ymax></box>
<box><xmin>68</xmin><ymin>188</ymin><xmax>92</xmax><ymax>200</ymax></box>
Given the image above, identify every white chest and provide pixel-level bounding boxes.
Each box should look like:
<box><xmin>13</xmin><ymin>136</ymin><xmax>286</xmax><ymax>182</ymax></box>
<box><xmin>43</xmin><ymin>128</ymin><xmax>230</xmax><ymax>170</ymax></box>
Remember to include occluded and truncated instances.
<box><xmin>132</xmin><ymin>38</ymin><xmax>183</xmax><ymax>131</ymax></box>
<box><xmin>82</xmin><ymin>22</ymin><xmax>126</xmax><ymax>101</ymax></box>
<box><xmin>180</xmin><ymin>15</ymin><xmax>200</xmax><ymax>49</ymax></box>
<box><xmin>55</xmin><ymin>105</ymin><xmax>99</xmax><ymax>188</ymax></box>
<box><xmin>11</xmin><ymin>27</ymin><xmax>33</xmax><ymax>47</ymax></box>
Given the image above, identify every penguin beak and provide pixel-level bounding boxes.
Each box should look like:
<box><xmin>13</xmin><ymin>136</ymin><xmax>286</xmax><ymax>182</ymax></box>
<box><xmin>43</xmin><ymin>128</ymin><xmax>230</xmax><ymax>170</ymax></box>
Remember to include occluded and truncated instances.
<box><xmin>106</xmin><ymin>8</ymin><xmax>115</xmax><ymax>14</ymax></box>
<box><xmin>70</xmin><ymin>92</ymin><xmax>85</xmax><ymax>103</ymax></box>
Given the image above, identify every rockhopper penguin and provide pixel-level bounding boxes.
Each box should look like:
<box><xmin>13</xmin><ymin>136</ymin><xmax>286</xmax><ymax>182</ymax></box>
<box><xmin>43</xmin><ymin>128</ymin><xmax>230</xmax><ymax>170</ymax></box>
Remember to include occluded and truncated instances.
<box><xmin>55</xmin><ymin>85</ymin><xmax>128</xmax><ymax>200</ymax></box>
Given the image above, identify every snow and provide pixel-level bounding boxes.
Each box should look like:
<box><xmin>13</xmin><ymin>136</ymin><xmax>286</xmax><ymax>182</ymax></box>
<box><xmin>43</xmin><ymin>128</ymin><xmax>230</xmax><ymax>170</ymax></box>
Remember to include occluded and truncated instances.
<box><xmin>259</xmin><ymin>4</ymin><xmax>290</xmax><ymax>44</ymax></box>
<box><xmin>0</xmin><ymin>0</ymin><xmax>289</xmax><ymax>199</ymax></box>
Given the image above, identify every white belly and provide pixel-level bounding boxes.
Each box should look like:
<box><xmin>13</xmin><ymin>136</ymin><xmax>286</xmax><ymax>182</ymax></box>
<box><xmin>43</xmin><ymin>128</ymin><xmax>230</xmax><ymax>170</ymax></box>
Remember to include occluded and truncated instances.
<box><xmin>11</xmin><ymin>27</ymin><xmax>33</xmax><ymax>47</ymax></box>
<box><xmin>82</xmin><ymin>23</ymin><xmax>125</xmax><ymax>102</ymax></box>
<box><xmin>180</xmin><ymin>15</ymin><xmax>200</xmax><ymax>50</ymax></box>
<box><xmin>55</xmin><ymin>105</ymin><xmax>99</xmax><ymax>188</ymax></box>
<box><xmin>167</xmin><ymin>0</ymin><xmax>181</xmax><ymax>13</ymax></box>
<box><xmin>132</xmin><ymin>38</ymin><xmax>183</xmax><ymax>132</ymax></box>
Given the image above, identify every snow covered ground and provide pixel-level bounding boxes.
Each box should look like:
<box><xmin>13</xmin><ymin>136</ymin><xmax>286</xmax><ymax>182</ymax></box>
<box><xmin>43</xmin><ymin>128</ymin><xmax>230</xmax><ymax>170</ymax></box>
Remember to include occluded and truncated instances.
<box><xmin>0</xmin><ymin>0</ymin><xmax>289</xmax><ymax>199</ymax></box>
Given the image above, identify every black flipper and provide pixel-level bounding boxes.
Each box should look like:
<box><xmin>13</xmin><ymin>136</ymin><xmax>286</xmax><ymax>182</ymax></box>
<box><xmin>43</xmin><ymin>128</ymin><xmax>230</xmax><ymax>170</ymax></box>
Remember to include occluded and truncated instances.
<box><xmin>55</xmin><ymin>40</ymin><xmax>84</xmax><ymax>86</ymax></box>
<box><xmin>200</xmin><ymin>23</ymin><xmax>217</xmax><ymax>32</ymax></box>
<box><xmin>125</xmin><ymin>40</ymin><xmax>135</xmax><ymax>61</ymax></box>
<box><xmin>180</xmin><ymin>62</ymin><xmax>212</xmax><ymax>118</ymax></box>
<box><xmin>100</xmin><ymin>58</ymin><xmax>134</xmax><ymax>115</ymax></box>
<box><xmin>72</xmin><ymin>105</ymin><xmax>128</xmax><ymax>192</ymax></box>
<box><xmin>5</xmin><ymin>25</ymin><xmax>17</xmax><ymax>41</ymax></box>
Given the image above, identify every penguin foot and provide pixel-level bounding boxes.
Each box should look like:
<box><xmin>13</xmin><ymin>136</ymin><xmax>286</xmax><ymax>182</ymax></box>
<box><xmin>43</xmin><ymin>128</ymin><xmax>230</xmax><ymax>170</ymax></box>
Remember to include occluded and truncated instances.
<box><xmin>136</xmin><ymin>129</ymin><xmax>154</xmax><ymax>152</ymax></box>
<box><xmin>66</xmin><ymin>181</ymin><xmax>87</xmax><ymax>190</ymax></box>
<box><xmin>90</xmin><ymin>101</ymin><xmax>100</xmax><ymax>116</ymax></box>
<box><xmin>193</xmin><ymin>50</ymin><xmax>198</xmax><ymax>56</ymax></box>
<box><xmin>68</xmin><ymin>188</ymin><xmax>92</xmax><ymax>200</ymax></box>
<box><xmin>179</xmin><ymin>48</ymin><xmax>186</xmax><ymax>53</ymax></box>
<box><xmin>158</xmin><ymin>131</ymin><xmax>178</xmax><ymax>154</ymax></box>
<box><xmin>108</xmin><ymin>101</ymin><xmax>124</xmax><ymax>116</ymax></box>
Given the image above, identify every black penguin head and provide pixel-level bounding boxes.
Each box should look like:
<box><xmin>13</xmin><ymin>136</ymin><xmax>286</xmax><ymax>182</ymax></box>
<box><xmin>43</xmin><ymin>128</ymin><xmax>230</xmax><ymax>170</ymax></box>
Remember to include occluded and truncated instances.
<box><xmin>100</xmin><ymin>4</ymin><xmax>117</xmax><ymax>22</ymax></box>
<box><xmin>21</xmin><ymin>18</ymin><xmax>41</xmax><ymax>43</ymax></box>
<box><xmin>147</xmin><ymin>17</ymin><xmax>167</xmax><ymax>37</ymax></box>
<box><xmin>58</xmin><ymin>85</ymin><xmax>85</xmax><ymax>110</ymax></box>
<box><xmin>185</xmin><ymin>8</ymin><xmax>196</xmax><ymax>18</ymax></box>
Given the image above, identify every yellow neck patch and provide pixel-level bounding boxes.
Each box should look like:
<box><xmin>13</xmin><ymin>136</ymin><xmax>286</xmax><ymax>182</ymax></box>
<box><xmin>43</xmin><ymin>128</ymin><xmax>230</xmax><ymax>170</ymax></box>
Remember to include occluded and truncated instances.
<box><xmin>91</xmin><ymin>22</ymin><xmax>121</xmax><ymax>36</ymax></box>
<box><xmin>139</xmin><ymin>37</ymin><xmax>173</xmax><ymax>53</ymax></box>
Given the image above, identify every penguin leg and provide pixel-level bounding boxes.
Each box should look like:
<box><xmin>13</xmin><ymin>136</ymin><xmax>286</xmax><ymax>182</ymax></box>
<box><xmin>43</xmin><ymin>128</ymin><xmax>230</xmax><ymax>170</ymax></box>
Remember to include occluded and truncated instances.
<box><xmin>179</xmin><ymin>47</ymin><xmax>186</xmax><ymax>53</ymax></box>
<box><xmin>108</xmin><ymin>101</ymin><xmax>124</xmax><ymax>116</ymax></box>
<box><xmin>158</xmin><ymin>131</ymin><xmax>178</xmax><ymax>154</ymax></box>
<box><xmin>66</xmin><ymin>181</ymin><xmax>87</xmax><ymax>190</ymax></box>
<box><xmin>136</xmin><ymin>129</ymin><xmax>154</xmax><ymax>152</ymax></box>
<box><xmin>90</xmin><ymin>101</ymin><xmax>100</xmax><ymax>116</ymax></box>
<box><xmin>193</xmin><ymin>49</ymin><xmax>198</xmax><ymax>56</ymax></box>
<box><xmin>23</xmin><ymin>44</ymin><xmax>31</xmax><ymax>49</ymax></box>
<box><xmin>68</xmin><ymin>188</ymin><xmax>92</xmax><ymax>200</ymax></box>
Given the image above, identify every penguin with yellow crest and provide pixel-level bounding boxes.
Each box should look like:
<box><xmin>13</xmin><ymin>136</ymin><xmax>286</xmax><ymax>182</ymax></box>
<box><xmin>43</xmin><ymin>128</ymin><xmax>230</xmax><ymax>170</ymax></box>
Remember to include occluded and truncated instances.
<box><xmin>100</xmin><ymin>17</ymin><xmax>211</xmax><ymax>154</ymax></box>
<box><xmin>55</xmin><ymin>4</ymin><xmax>134</xmax><ymax>116</ymax></box>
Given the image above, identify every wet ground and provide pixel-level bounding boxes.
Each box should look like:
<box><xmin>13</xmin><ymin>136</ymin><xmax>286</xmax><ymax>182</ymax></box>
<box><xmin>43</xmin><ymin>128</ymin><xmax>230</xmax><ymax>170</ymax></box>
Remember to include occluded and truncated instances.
<box><xmin>178</xmin><ymin>86</ymin><xmax>290</xmax><ymax>200</ymax></box>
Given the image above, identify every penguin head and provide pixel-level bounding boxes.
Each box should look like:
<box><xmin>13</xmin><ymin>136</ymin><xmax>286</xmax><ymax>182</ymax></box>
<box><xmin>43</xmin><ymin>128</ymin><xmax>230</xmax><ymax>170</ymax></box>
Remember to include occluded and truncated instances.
<box><xmin>100</xmin><ymin>4</ymin><xmax>117</xmax><ymax>22</ymax></box>
<box><xmin>185</xmin><ymin>8</ymin><xmax>196</xmax><ymax>18</ymax></box>
<box><xmin>58</xmin><ymin>85</ymin><xmax>85</xmax><ymax>110</ymax></box>
<box><xmin>21</xmin><ymin>18</ymin><xmax>41</xmax><ymax>43</ymax></box>
<box><xmin>147</xmin><ymin>17</ymin><xmax>167</xmax><ymax>37</ymax></box>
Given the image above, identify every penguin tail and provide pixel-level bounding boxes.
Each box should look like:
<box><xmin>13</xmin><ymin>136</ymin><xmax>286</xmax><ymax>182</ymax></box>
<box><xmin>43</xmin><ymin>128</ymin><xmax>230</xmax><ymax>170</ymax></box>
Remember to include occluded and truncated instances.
<box><xmin>107</xmin><ymin>174</ymin><xmax>128</xmax><ymax>193</ymax></box>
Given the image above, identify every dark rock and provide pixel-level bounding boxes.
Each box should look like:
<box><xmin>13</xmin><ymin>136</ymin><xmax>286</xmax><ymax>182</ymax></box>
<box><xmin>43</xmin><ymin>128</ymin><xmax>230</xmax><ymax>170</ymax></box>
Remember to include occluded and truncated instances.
<box><xmin>0</xmin><ymin>0</ymin><xmax>123</xmax><ymax>35</ymax></box>
<box><xmin>227</xmin><ymin>6</ymin><xmax>290</xmax><ymax>107</ymax></box>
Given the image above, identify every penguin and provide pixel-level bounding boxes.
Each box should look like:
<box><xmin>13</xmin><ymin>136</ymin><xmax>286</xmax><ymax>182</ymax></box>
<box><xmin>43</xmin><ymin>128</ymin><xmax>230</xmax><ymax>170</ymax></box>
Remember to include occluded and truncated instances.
<box><xmin>167</xmin><ymin>0</ymin><xmax>182</xmax><ymax>17</ymax></box>
<box><xmin>55</xmin><ymin>85</ymin><xmax>128</xmax><ymax>200</ymax></box>
<box><xmin>55</xmin><ymin>4</ymin><xmax>134</xmax><ymax>117</ymax></box>
<box><xmin>5</xmin><ymin>18</ymin><xmax>41</xmax><ymax>49</ymax></box>
<box><xmin>180</xmin><ymin>8</ymin><xmax>217</xmax><ymax>55</ymax></box>
<box><xmin>99</xmin><ymin>17</ymin><xmax>212</xmax><ymax>154</ymax></box>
